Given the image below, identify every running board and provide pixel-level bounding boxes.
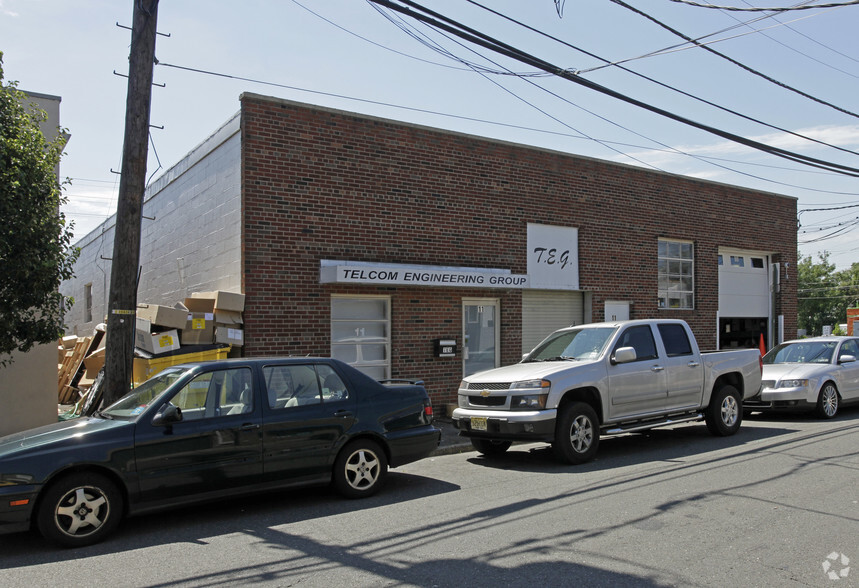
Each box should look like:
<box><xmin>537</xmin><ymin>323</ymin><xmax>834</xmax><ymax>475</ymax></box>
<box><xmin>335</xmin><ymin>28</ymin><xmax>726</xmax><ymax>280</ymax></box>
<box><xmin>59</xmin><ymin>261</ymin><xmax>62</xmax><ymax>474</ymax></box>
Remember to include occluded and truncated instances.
<box><xmin>604</xmin><ymin>414</ymin><xmax>703</xmax><ymax>435</ymax></box>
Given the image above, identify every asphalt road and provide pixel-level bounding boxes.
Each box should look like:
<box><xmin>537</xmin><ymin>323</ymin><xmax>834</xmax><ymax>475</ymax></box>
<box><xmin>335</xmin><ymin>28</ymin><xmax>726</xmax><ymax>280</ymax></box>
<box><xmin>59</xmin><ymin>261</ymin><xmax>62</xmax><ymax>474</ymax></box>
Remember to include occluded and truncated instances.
<box><xmin>2</xmin><ymin>408</ymin><xmax>857</xmax><ymax>587</ymax></box>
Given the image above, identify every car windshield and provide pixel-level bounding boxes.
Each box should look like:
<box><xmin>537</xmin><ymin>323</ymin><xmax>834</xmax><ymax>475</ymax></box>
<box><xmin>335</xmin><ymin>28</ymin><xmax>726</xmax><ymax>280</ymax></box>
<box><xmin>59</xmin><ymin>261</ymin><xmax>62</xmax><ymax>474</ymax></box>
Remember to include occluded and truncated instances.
<box><xmin>763</xmin><ymin>341</ymin><xmax>836</xmax><ymax>365</ymax></box>
<box><xmin>101</xmin><ymin>367</ymin><xmax>191</xmax><ymax>419</ymax></box>
<box><xmin>525</xmin><ymin>327</ymin><xmax>617</xmax><ymax>362</ymax></box>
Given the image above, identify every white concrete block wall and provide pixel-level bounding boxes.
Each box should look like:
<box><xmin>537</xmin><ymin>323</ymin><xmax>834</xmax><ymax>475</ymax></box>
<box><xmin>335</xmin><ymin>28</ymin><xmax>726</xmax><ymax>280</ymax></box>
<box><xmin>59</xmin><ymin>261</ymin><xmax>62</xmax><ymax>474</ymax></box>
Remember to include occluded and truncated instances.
<box><xmin>61</xmin><ymin>114</ymin><xmax>242</xmax><ymax>335</ymax></box>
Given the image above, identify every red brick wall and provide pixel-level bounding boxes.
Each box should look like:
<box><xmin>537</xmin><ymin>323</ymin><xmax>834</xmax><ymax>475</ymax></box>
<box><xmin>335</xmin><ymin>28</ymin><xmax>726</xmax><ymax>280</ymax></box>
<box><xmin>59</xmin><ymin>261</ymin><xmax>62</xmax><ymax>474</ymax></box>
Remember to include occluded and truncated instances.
<box><xmin>239</xmin><ymin>94</ymin><xmax>797</xmax><ymax>406</ymax></box>
<box><xmin>848</xmin><ymin>308</ymin><xmax>859</xmax><ymax>336</ymax></box>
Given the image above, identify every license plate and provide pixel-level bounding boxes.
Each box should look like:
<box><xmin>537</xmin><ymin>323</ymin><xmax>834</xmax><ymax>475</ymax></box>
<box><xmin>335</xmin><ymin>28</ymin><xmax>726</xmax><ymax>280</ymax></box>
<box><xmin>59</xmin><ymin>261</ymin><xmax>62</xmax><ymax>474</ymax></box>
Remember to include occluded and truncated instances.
<box><xmin>471</xmin><ymin>417</ymin><xmax>487</xmax><ymax>431</ymax></box>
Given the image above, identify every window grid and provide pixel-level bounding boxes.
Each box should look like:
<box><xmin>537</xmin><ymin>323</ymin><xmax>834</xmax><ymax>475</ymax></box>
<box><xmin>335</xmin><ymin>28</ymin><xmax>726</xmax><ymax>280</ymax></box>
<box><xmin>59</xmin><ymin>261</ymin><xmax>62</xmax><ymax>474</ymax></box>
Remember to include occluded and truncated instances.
<box><xmin>658</xmin><ymin>240</ymin><xmax>694</xmax><ymax>310</ymax></box>
<box><xmin>330</xmin><ymin>296</ymin><xmax>391</xmax><ymax>380</ymax></box>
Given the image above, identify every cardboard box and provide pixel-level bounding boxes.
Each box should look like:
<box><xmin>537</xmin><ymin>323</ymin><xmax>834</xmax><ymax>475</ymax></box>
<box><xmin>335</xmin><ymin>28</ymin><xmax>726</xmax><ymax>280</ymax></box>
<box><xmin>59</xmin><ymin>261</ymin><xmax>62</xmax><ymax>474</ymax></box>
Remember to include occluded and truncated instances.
<box><xmin>137</xmin><ymin>303</ymin><xmax>188</xmax><ymax>330</ymax></box>
<box><xmin>215</xmin><ymin>326</ymin><xmax>244</xmax><ymax>347</ymax></box>
<box><xmin>182</xmin><ymin>297</ymin><xmax>214</xmax><ymax>314</ymax></box>
<box><xmin>179</xmin><ymin>299</ymin><xmax>215</xmax><ymax>345</ymax></box>
<box><xmin>135</xmin><ymin>318</ymin><xmax>181</xmax><ymax>354</ymax></box>
<box><xmin>214</xmin><ymin>308</ymin><xmax>243</xmax><ymax>326</ymax></box>
<box><xmin>83</xmin><ymin>346</ymin><xmax>106</xmax><ymax>379</ymax></box>
<box><xmin>191</xmin><ymin>290</ymin><xmax>245</xmax><ymax>312</ymax></box>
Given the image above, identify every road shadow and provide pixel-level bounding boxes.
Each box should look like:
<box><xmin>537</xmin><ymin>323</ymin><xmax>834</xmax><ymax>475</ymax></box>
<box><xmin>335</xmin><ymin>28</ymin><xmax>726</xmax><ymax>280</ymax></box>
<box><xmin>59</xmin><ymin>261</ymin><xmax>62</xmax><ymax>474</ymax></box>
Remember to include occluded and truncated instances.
<box><xmin>744</xmin><ymin>402</ymin><xmax>859</xmax><ymax>422</ymax></box>
<box><xmin>0</xmin><ymin>471</ymin><xmax>459</xmax><ymax>566</ymax></box>
<box><xmin>465</xmin><ymin>420</ymin><xmax>802</xmax><ymax>473</ymax></box>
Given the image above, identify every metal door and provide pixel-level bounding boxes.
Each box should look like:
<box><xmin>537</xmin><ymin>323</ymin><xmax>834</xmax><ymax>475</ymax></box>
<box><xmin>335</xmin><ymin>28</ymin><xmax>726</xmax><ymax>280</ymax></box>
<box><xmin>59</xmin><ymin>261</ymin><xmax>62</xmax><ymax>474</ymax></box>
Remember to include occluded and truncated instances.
<box><xmin>463</xmin><ymin>299</ymin><xmax>499</xmax><ymax>377</ymax></box>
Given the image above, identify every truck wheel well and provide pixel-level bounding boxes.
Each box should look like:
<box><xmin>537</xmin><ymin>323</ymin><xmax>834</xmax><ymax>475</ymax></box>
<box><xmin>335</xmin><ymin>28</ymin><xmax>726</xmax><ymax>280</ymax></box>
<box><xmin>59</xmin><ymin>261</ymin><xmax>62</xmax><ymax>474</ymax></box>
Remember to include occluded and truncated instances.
<box><xmin>559</xmin><ymin>387</ymin><xmax>602</xmax><ymax>423</ymax></box>
<box><xmin>714</xmin><ymin>372</ymin><xmax>743</xmax><ymax>397</ymax></box>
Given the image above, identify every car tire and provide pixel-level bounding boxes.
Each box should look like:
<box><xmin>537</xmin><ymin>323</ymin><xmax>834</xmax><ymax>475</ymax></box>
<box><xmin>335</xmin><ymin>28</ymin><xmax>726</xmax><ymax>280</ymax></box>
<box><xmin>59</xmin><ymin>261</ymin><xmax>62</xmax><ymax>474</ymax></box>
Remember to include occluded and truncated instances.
<box><xmin>552</xmin><ymin>402</ymin><xmax>600</xmax><ymax>464</ymax></box>
<box><xmin>705</xmin><ymin>385</ymin><xmax>742</xmax><ymax>436</ymax></box>
<box><xmin>36</xmin><ymin>472</ymin><xmax>124</xmax><ymax>548</ymax></box>
<box><xmin>815</xmin><ymin>382</ymin><xmax>839</xmax><ymax>419</ymax></box>
<box><xmin>471</xmin><ymin>438</ymin><xmax>512</xmax><ymax>456</ymax></box>
<box><xmin>333</xmin><ymin>439</ymin><xmax>388</xmax><ymax>499</ymax></box>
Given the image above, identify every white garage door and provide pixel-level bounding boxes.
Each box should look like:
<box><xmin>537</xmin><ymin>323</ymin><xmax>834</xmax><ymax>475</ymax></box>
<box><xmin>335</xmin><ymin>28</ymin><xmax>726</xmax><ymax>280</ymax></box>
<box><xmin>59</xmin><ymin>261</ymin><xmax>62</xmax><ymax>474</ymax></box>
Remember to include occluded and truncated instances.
<box><xmin>522</xmin><ymin>290</ymin><xmax>584</xmax><ymax>355</ymax></box>
<box><xmin>718</xmin><ymin>250</ymin><xmax>769</xmax><ymax>317</ymax></box>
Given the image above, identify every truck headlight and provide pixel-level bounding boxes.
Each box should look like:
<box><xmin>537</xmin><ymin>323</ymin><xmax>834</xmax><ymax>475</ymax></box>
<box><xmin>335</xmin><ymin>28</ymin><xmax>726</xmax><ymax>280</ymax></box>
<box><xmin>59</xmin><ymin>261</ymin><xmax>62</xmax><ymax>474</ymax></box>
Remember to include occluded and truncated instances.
<box><xmin>777</xmin><ymin>379</ymin><xmax>809</xmax><ymax>389</ymax></box>
<box><xmin>509</xmin><ymin>379</ymin><xmax>551</xmax><ymax>390</ymax></box>
<box><xmin>511</xmin><ymin>394</ymin><xmax>548</xmax><ymax>409</ymax></box>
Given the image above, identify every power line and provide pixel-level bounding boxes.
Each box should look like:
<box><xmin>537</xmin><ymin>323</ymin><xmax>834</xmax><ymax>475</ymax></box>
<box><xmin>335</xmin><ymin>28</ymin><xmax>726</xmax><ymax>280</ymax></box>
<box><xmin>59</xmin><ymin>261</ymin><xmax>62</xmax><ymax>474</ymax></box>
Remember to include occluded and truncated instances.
<box><xmin>798</xmin><ymin>284</ymin><xmax>859</xmax><ymax>293</ymax></box>
<box><xmin>371</xmin><ymin>4</ymin><xmax>664</xmax><ymax>170</ymax></box>
<box><xmin>375</xmin><ymin>3</ymin><xmax>859</xmax><ymax>188</ymax></box>
<box><xmin>667</xmin><ymin>0</ymin><xmax>859</xmax><ymax>11</ymax></box>
<box><xmin>578</xmin><ymin>5</ymin><xmax>825</xmax><ymax>72</ymax></box>
<box><xmin>608</xmin><ymin>0</ymin><xmax>859</xmax><ymax>120</ymax></box>
<box><xmin>368</xmin><ymin>0</ymin><xmax>859</xmax><ymax>176</ymax></box>
<box><xmin>728</xmin><ymin>1</ymin><xmax>859</xmax><ymax>81</ymax></box>
<box><xmin>156</xmin><ymin>60</ymin><xmax>859</xmax><ymax>196</ymax></box>
<box><xmin>464</xmin><ymin>0</ymin><xmax>859</xmax><ymax>160</ymax></box>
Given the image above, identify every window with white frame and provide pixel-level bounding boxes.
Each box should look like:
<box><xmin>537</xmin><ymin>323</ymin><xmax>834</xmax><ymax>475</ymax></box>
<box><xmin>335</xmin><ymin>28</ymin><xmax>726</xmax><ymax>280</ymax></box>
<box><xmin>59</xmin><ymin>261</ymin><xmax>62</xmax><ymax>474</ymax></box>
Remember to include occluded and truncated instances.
<box><xmin>330</xmin><ymin>296</ymin><xmax>391</xmax><ymax>380</ymax></box>
<box><xmin>658</xmin><ymin>240</ymin><xmax>694</xmax><ymax>310</ymax></box>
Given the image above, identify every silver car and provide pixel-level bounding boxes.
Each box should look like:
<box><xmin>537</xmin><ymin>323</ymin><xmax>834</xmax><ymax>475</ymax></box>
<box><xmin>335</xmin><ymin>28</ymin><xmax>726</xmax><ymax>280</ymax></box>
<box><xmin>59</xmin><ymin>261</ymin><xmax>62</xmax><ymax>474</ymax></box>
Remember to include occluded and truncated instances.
<box><xmin>745</xmin><ymin>336</ymin><xmax>859</xmax><ymax>418</ymax></box>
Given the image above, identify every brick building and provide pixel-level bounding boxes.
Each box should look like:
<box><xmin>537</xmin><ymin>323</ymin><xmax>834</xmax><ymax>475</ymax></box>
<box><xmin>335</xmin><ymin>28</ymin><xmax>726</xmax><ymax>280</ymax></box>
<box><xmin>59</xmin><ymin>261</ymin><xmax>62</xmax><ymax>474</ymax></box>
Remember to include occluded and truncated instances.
<box><xmin>61</xmin><ymin>93</ymin><xmax>797</xmax><ymax>406</ymax></box>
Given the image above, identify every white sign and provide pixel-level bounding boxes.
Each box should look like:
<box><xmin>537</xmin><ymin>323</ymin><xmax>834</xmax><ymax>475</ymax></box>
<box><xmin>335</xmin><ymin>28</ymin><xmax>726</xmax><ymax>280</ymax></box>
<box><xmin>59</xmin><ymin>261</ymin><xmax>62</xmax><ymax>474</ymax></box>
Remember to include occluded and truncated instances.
<box><xmin>320</xmin><ymin>261</ymin><xmax>529</xmax><ymax>289</ymax></box>
<box><xmin>527</xmin><ymin>223</ymin><xmax>579</xmax><ymax>290</ymax></box>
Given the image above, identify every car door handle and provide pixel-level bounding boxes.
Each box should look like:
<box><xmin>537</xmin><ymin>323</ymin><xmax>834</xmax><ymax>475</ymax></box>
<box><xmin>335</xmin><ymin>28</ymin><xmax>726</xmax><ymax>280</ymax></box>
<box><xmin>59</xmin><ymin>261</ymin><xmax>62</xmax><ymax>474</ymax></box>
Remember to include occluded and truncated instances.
<box><xmin>687</xmin><ymin>361</ymin><xmax>700</xmax><ymax>368</ymax></box>
<box><xmin>240</xmin><ymin>423</ymin><xmax>260</xmax><ymax>431</ymax></box>
<box><xmin>334</xmin><ymin>410</ymin><xmax>354</xmax><ymax>418</ymax></box>
<box><xmin>650</xmin><ymin>365</ymin><xmax>665</xmax><ymax>372</ymax></box>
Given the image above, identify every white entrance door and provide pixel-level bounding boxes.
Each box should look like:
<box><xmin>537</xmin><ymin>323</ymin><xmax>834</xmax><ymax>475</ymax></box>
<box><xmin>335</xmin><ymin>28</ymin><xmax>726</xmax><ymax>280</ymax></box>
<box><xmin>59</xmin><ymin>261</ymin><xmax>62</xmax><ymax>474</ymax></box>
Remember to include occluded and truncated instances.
<box><xmin>463</xmin><ymin>299</ymin><xmax>499</xmax><ymax>377</ymax></box>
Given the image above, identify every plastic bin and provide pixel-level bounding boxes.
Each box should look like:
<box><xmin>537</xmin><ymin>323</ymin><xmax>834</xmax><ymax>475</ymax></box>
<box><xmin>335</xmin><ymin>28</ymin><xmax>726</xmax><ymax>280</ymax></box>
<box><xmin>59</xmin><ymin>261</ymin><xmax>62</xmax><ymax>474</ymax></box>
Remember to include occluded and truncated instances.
<box><xmin>132</xmin><ymin>345</ymin><xmax>231</xmax><ymax>385</ymax></box>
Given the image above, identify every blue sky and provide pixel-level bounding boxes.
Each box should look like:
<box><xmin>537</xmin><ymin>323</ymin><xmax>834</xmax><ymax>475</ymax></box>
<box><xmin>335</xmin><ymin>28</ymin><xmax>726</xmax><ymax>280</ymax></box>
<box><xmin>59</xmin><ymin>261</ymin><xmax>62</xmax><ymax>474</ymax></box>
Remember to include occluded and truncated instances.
<box><xmin>2</xmin><ymin>0</ymin><xmax>858</xmax><ymax>269</ymax></box>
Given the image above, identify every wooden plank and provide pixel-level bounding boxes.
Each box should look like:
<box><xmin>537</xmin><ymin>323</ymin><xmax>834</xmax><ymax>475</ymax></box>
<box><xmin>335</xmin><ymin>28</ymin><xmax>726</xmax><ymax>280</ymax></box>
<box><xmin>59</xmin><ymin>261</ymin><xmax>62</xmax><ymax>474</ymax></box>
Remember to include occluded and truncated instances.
<box><xmin>58</xmin><ymin>337</ymin><xmax>91</xmax><ymax>402</ymax></box>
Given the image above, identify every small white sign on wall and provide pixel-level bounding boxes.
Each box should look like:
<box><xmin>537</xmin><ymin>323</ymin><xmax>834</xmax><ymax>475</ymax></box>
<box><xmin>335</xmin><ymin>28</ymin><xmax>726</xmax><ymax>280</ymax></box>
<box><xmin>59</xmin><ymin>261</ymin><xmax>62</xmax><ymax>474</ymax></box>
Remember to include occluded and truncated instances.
<box><xmin>527</xmin><ymin>223</ymin><xmax>579</xmax><ymax>290</ymax></box>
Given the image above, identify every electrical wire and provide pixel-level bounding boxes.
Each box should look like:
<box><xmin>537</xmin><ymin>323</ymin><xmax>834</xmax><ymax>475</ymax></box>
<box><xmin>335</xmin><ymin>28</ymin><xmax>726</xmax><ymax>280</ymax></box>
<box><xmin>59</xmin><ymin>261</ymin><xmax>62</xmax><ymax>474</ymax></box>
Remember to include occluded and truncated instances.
<box><xmin>577</xmin><ymin>5</ymin><xmax>827</xmax><ymax>72</ymax></box>
<box><xmin>607</xmin><ymin>0</ymin><xmax>859</xmax><ymax>120</ymax></box>
<box><xmin>155</xmin><ymin>59</ymin><xmax>859</xmax><ymax>196</ymax></box>
<box><xmin>146</xmin><ymin>130</ymin><xmax>163</xmax><ymax>186</ymax></box>
<box><xmin>667</xmin><ymin>0</ymin><xmax>859</xmax><ymax>11</ymax></box>
<box><xmin>371</xmin><ymin>3</ymin><xmax>663</xmax><ymax>170</ymax></box>
<box><xmin>374</xmin><ymin>3</ymin><xmax>859</xmax><ymax>189</ymax></box>
<box><xmin>465</xmin><ymin>0</ymin><xmax>859</xmax><ymax>159</ymax></box>
<box><xmin>369</xmin><ymin>0</ymin><xmax>859</xmax><ymax>176</ymax></box>
<box><xmin>726</xmin><ymin>1</ymin><xmax>859</xmax><ymax>80</ymax></box>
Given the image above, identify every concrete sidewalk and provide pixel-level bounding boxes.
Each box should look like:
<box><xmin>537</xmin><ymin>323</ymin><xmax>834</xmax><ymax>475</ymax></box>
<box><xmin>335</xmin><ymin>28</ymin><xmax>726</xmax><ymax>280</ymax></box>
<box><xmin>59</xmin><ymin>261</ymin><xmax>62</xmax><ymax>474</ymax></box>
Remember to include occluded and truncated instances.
<box><xmin>430</xmin><ymin>417</ymin><xmax>473</xmax><ymax>456</ymax></box>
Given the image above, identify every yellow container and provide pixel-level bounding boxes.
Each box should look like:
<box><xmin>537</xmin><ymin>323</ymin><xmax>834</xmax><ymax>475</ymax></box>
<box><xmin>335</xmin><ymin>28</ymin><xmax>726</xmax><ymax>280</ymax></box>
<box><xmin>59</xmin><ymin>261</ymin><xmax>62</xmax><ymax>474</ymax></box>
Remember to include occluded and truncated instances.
<box><xmin>132</xmin><ymin>346</ymin><xmax>231</xmax><ymax>385</ymax></box>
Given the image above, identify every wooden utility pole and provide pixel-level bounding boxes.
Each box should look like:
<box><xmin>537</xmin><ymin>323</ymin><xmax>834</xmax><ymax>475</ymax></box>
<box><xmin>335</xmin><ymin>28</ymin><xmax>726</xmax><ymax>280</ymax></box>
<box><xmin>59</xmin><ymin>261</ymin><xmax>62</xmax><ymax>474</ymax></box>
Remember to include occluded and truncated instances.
<box><xmin>102</xmin><ymin>0</ymin><xmax>160</xmax><ymax>407</ymax></box>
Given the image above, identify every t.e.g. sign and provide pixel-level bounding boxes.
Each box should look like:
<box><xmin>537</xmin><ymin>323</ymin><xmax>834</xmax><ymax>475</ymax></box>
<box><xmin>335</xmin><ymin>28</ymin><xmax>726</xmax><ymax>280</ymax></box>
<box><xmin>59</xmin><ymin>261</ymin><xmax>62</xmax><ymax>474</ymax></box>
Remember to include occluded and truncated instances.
<box><xmin>527</xmin><ymin>223</ymin><xmax>579</xmax><ymax>290</ymax></box>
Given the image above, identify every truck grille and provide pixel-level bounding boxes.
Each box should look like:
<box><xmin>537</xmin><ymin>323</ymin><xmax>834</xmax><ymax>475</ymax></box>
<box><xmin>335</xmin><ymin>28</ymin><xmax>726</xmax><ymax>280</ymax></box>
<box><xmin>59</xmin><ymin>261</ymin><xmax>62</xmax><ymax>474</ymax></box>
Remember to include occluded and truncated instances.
<box><xmin>468</xmin><ymin>396</ymin><xmax>506</xmax><ymax>407</ymax></box>
<box><xmin>466</xmin><ymin>382</ymin><xmax>510</xmax><ymax>391</ymax></box>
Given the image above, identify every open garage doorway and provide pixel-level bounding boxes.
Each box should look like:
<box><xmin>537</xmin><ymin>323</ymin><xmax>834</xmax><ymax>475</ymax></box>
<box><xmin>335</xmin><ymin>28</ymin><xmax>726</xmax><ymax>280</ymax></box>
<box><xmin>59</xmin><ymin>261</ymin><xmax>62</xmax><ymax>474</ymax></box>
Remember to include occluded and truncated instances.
<box><xmin>718</xmin><ymin>249</ymin><xmax>771</xmax><ymax>351</ymax></box>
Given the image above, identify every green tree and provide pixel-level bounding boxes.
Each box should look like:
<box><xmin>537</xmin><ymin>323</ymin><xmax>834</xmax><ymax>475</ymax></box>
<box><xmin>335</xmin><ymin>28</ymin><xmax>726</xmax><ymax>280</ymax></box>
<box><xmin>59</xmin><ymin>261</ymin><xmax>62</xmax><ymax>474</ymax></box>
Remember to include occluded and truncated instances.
<box><xmin>838</xmin><ymin>262</ymin><xmax>859</xmax><ymax>310</ymax></box>
<box><xmin>0</xmin><ymin>53</ymin><xmax>78</xmax><ymax>364</ymax></box>
<box><xmin>797</xmin><ymin>252</ymin><xmax>859</xmax><ymax>336</ymax></box>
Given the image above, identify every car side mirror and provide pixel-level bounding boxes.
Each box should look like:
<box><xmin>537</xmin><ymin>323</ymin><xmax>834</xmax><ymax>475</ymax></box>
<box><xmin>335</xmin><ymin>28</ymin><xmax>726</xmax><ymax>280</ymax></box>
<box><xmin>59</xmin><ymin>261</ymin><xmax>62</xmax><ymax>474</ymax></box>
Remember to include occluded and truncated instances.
<box><xmin>152</xmin><ymin>403</ymin><xmax>183</xmax><ymax>426</ymax></box>
<box><xmin>838</xmin><ymin>354</ymin><xmax>856</xmax><ymax>364</ymax></box>
<box><xmin>611</xmin><ymin>346</ymin><xmax>637</xmax><ymax>365</ymax></box>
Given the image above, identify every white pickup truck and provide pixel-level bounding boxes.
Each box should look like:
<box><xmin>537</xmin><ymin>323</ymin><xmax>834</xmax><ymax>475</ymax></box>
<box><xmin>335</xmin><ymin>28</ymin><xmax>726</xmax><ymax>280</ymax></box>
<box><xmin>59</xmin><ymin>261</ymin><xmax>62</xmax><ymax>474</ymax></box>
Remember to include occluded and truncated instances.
<box><xmin>452</xmin><ymin>319</ymin><xmax>762</xmax><ymax>464</ymax></box>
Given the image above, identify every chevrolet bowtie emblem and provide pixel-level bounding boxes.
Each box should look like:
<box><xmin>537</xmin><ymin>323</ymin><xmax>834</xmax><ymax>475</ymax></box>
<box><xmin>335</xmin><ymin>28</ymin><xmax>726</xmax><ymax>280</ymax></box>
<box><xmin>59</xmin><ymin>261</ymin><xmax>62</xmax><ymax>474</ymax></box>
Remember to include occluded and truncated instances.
<box><xmin>480</xmin><ymin>389</ymin><xmax>491</xmax><ymax>397</ymax></box>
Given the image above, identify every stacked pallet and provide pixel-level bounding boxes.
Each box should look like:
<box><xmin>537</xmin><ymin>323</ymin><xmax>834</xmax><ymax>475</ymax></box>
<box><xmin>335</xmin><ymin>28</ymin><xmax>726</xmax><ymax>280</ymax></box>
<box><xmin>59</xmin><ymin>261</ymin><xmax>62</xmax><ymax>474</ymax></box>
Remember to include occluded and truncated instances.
<box><xmin>57</xmin><ymin>336</ymin><xmax>94</xmax><ymax>404</ymax></box>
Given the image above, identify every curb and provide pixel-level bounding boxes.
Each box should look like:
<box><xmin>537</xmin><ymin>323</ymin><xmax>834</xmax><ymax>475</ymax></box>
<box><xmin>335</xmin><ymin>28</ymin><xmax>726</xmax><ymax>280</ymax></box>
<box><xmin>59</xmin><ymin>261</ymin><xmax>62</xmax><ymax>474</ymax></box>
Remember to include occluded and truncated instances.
<box><xmin>430</xmin><ymin>442</ymin><xmax>473</xmax><ymax>457</ymax></box>
<box><xmin>430</xmin><ymin>418</ymin><xmax>473</xmax><ymax>457</ymax></box>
